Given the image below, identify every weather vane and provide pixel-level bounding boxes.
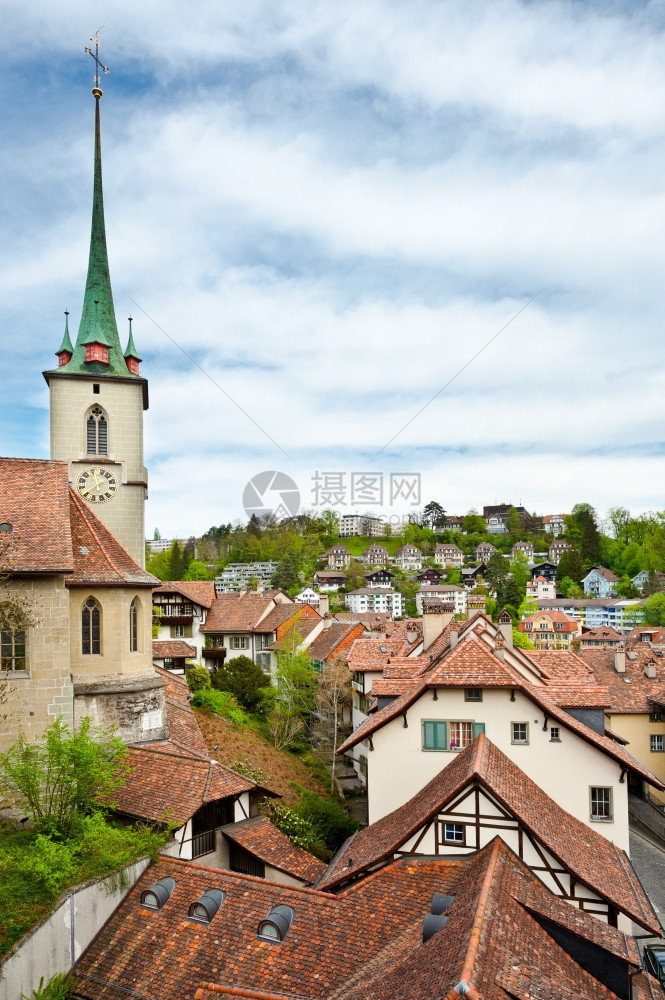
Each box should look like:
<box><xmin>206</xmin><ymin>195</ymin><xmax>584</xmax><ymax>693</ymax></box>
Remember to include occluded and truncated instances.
<box><xmin>84</xmin><ymin>25</ymin><xmax>110</xmax><ymax>93</ymax></box>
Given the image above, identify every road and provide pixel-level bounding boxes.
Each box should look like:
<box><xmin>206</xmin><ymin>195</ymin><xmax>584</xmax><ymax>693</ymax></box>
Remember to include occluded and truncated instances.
<box><xmin>630</xmin><ymin>828</ymin><xmax>665</xmax><ymax>942</ymax></box>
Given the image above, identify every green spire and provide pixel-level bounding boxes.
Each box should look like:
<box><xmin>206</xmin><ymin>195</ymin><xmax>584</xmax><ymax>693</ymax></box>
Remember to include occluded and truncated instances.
<box><xmin>50</xmin><ymin>94</ymin><xmax>135</xmax><ymax>377</ymax></box>
<box><xmin>55</xmin><ymin>311</ymin><xmax>74</xmax><ymax>356</ymax></box>
<box><xmin>123</xmin><ymin>316</ymin><xmax>142</xmax><ymax>361</ymax></box>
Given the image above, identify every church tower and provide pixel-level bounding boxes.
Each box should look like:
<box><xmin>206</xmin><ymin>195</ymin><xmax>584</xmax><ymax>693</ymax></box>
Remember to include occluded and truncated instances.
<box><xmin>44</xmin><ymin>58</ymin><xmax>147</xmax><ymax>567</ymax></box>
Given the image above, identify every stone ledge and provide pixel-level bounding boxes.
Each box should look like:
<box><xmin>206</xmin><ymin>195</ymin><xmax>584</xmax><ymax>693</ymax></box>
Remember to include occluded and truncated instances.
<box><xmin>73</xmin><ymin>674</ymin><xmax>165</xmax><ymax>697</ymax></box>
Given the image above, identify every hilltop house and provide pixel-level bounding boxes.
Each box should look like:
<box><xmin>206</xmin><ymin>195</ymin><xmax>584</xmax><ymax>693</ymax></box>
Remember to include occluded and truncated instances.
<box><xmin>519</xmin><ymin>610</ymin><xmax>580</xmax><ymax>650</ymax></box>
<box><xmin>392</xmin><ymin>543</ymin><xmax>423</xmax><ymax>571</ymax></box>
<box><xmin>549</xmin><ymin>539</ymin><xmax>572</xmax><ymax>564</ymax></box>
<box><xmin>511</xmin><ymin>540</ymin><xmax>534</xmax><ymax>561</ymax></box>
<box><xmin>583</xmin><ymin>566</ymin><xmax>619</xmax><ymax>598</ymax></box>
<box><xmin>416</xmin><ymin>584</ymin><xmax>467</xmax><ymax>617</ymax></box>
<box><xmin>361</xmin><ymin>544</ymin><xmax>390</xmax><ymax>567</ymax></box>
<box><xmin>543</xmin><ymin>513</ymin><xmax>566</xmax><ymax>536</ymax></box>
<box><xmin>433</xmin><ymin>543</ymin><xmax>464</xmax><ymax>568</ymax></box>
<box><xmin>327</xmin><ymin>544</ymin><xmax>352</xmax><ymax>570</ymax></box>
<box><xmin>474</xmin><ymin>541</ymin><xmax>497</xmax><ymax>564</ymax></box>
<box><xmin>345</xmin><ymin>588</ymin><xmax>403</xmax><ymax>619</ymax></box>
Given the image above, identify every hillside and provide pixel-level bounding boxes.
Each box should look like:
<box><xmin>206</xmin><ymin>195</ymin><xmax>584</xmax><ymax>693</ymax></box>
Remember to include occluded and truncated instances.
<box><xmin>193</xmin><ymin>710</ymin><xmax>329</xmax><ymax>806</ymax></box>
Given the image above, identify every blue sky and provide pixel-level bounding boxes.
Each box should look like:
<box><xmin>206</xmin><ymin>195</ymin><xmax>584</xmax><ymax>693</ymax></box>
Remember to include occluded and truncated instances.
<box><xmin>1</xmin><ymin>0</ymin><xmax>665</xmax><ymax>536</ymax></box>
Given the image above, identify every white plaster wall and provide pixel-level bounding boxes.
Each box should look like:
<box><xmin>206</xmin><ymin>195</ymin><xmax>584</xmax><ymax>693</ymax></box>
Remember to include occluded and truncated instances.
<box><xmin>0</xmin><ymin>857</ymin><xmax>150</xmax><ymax>1000</ymax></box>
<box><xmin>366</xmin><ymin>687</ymin><xmax>630</xmax><ymax>850</ymax></box>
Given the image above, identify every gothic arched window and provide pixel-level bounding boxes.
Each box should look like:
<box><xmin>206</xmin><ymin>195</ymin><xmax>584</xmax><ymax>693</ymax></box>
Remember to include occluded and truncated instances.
<box><xmin>82</xmin><ymin>597</ymin><xmax>102</xmax><ymax>655</ymax></box>
<box><xmin>129</xmin><ymin>598</ymin><xmax>139</xmax><ymax>652</ymax></box>
<box><xmin>86</xmin><ymin>407</ymin><xmax>108</xmax><ymax>455</ymax></box>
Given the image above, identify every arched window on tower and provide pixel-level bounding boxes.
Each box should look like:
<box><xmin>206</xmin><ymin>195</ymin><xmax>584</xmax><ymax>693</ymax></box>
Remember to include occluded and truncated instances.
<box><xmin>129</xmin><ymin>598</ymin><xmax>139</xmax><ymax>652</ymax></box>
<box><xmin>82</xmin><ymin>598</ymin><xmax>102</xmax><ymax>655</ymax></box>
<box><xmin>86</xmin><ymin>407</ymin><xmax>108</xmax><ymax>455</ymax></box>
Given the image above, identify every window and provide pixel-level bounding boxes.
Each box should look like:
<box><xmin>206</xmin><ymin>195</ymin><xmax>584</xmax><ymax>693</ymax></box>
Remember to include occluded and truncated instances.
<box><xmin>465</xmin><ymin>689</ymin><xmax>482</xmax><ymax>702</ymax></box>
<box><xmin>550</xmin><ymin>726</ymin><xmax>560</xmax><ymax>742</ymax></box>
<box><xmin>423</xmin><ymin>721</ymin><xmax>484</xmax><ymax>752</ymax></box>
<box><xmin>256</xmin><ymin>652</ymin><xmax>271</xmax><ymax>674</ymax></box>
<box><xmin>86</xmin><ymin>406</ymin><xmax>108</xmax><ymax>455</ymax></box>
<box><xmin>511</xmin><ymin>722</ymin><xmax>529</xmax><ymax>744</ymax></box>
<box><xmin>650</xmin><ymin>713</ymin><xmax>663</xmax><ymax>723</ymax></box>
<box><xmin>1</xmin><ymin>631</ymin><xmax>26</xmax><ymax>671</ymax></box>
<box><xmin>129</xmin><ymin>599</ymin><xmax>139</xmax><ymax>651</ymax></box>
<box><xmin>82</xmin><ymin>598</ymin><xmax>101</xmax><ymax>654</ymax></box>
<box><xmin>651</xmin><ymin>735</ymin><xmax>664</xmax><ymax>753</ymax></box>
<box><xmin>174</xmin><ymin>625</ymin><xmax>184</xmax><ymax>638</ymax></box>
<box><xmin>590</xmin><ymin>787</ymin><xmax>612</xmax><ymax>821</ymax></box>
<box><xmin>442</xmin><ymin>822</ymin><xmax>465</xmax><ymax>845</ymax></box>
<box><xmin>231</xmin><ymin>636</ymin><xmax>248</xmax><ymax>650</ymax></box>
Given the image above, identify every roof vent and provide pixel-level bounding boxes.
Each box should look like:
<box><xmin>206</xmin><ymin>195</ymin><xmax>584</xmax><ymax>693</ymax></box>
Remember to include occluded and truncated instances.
<box><xmin>0</xmin><ymin>523</ymin><xmax>13</xmax><ymax>532</ymax></box>
<box><xmin>644</xmin><ymin>662</ymin><xmax>657</xmax><ymax>679</ymax></box>
<box><xmin>257</xmin><ymin>904</ymin><xmax>295</xmax><ymax>943</ymax></box>
<box><xmin>188</xmin><ymin>889</ymin><xmax>226</xmax><ymax>923</ymax></box>
<box><xmin>431</xmin><ymin>894</ymin><xmax>456</xmax><ymax>915</ymax></box>
<box><xmin>422</xmin><ymin>913</ymin><xmax>449</xmax><ymax>942</ymax></box>
<box><xmin>140</xmin><ymin>877</ymin><xmax>176</xmax><ymax>910</ymax></box>
<box><xmin>380</xmin><ymin>645</ymin><xmax>387</xmax><ymax>653</ymax></box>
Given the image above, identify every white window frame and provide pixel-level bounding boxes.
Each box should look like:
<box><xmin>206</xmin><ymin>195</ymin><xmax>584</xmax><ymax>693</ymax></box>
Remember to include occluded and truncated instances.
<box><xmin>231</xmin><ymin>636</ymin><xmax>249</xmax><ymax>650</ymax></box>
<box><xmin>650</xmin><ymin>734</ymin><xmax>664</xmax><ymax>753</ymax></box>
<box><xmin>511</xmin><ymin>722</ymin><xmax>529</xmax><ymax>745</ymax></box>
<box><xmin>590</xmin><ymin>786</ymin><xmax>613</xmax><ymax>822</ymax></box>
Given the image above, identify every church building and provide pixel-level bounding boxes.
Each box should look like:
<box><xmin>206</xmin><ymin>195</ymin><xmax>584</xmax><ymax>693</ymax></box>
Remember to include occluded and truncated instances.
<box><xmin>0</xmin><ymin>64</ymin><xmax>167</xmax><ymax>749</ymax></box>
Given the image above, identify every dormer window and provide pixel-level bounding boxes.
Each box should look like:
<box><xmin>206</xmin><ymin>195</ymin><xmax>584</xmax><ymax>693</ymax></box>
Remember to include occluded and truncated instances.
<box><xmin>257</xmin><ymin>905</ymin><xmax>295</xmax><ymax>943</ymax></box>
<box><xmin>85</xmin><ymin>342</ymin><xmax>109</xmax><ymax>364</ymax></box>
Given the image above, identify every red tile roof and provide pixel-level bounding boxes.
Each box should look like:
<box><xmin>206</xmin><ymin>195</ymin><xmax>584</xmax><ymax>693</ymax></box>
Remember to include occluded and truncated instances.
<box><xmin>152</xmin><ymin>640</ymin><xmax>196</xmax><ymax>658</ymax></box>
<box><xmin>74</xmin><ymin>840</ymin><xmax>644</xmax><ymax>1000</ymax></box>
<box><xmin>114</xmin><ymin>746</ymin><xmax>257</xmax><ymax>825</ymax></box>
<box><xmin>154</xmin><ymin>664</ymin><xmax>191</xmax><ymax>704</ymax></box>
<box><xmin>154</xmin><ymin>580</ymin><xmax>216</xmax><ymax>608</ymax></box>
<box><xmin>223</xmin><ymin>817</ymin><xmax>326</xmax><ymax>884</ymax></box>
<box><xmin>201</xmin><ymin>593</ymin><xmax>280</xmax><ymax>633</ymax></box>
<box><xmin>68</xmin><ymin>490</ymin><xmax>159</xmax><ymax>587</ymax></box>
<box><xmin>0</xmin><ymin>458</ymin><xmax>74</xmax><ymax>573</ymax></box>
<box><xmin>579</xmin><ymin>645</ymin><xmax>665</xmax><ymax>713</ymax></box>
<box><xmin>307</xmin><ymin>623</ymin><xmax>363</xmax><ymax>663</ymax></box>
<box><xmin>319</xmin><ymin>733</ymin><xmax>659</xmax><ymax>932</ymax></box>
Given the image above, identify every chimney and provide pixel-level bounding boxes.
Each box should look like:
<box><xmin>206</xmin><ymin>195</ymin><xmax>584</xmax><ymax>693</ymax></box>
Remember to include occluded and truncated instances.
<box><xmin>322</xmin><ymin>612</ymin><xmax>333</xmax><ymax>630</ymax></box>
<box><xmin>494</xmin><ymin>630</ymin><xmax>506</xmax><ymax>661</ymax></box>
<box><xmin>614</xmin><ymin>650</ymin><xmax>626</xmax><ymax>674</ymax></box>
<box><xmin>644</xmin><ymin>660</ymin><xmax>657</xmax><ymax>679</ymax></box>
<box><xmin>318</xmin><ymin>594</ymin><xmax>329</xmax><ymax>616</ymax></box>
<box><xmin>256</xmin><ymin>581</ymin><xmax>264</xmax><ymax>594</ymax></box>
<box><xmin>450</xmin><ymin>627</ymin><xmax>459</xmax><ymax>650</ymax></box>
<box><xmin>422</xmin><ymin>601</ymin><xmax>455</xmax><ymax>652</ymax></box>
<box><xmin>406</xmin><ymin>624</ymin><xmax>419</xmax><ymax>644</ymax></box>
<box><xmin>497</xmin><ymin>609</ymin><xmax>514</xmax><ymax>648</ymax></box>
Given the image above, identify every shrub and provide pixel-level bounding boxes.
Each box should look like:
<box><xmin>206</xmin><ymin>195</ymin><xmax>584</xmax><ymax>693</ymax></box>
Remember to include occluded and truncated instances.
<box><xmin>21</xmin><ymin>972</ymin><xmax>78</xmax><ymax>1000</ymax></box>
<box><xmin>186</xmin><ymin>666</ymin><xmax>211</xmax><ymax>693</ymax></box>
<box><xmin>191</xmin><ymin>688</ymin><xmax>249</xmax><ymax>727</ymax></box>
<box><xmin>210</xmin><ymin>655</ymin><xmax>271</xmax><ymax>713</ymax></box>
<box><xmin>263</xmin><ymin>801</ymin><xmax>326</xmax><ymax>857</ymax></box>
<box><xmin>296</xmin><ymin>789</ymin><xmax>360</xmax><ymax>852</ymax></box>
<box><xmin>0</xmin><ymin>717</ymin><xmax>129</xmax><ymax>838</ymax></box>
<box><xmin>229</xmin><ymin>760</ymin><xmax>269</xmax><ymax>784</ymax></box>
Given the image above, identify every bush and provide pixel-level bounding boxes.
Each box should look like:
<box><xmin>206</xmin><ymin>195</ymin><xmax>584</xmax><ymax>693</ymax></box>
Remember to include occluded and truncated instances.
<box><xmin>186</xmin><ymin>666</ymin><xmax>211</xmax><ymax>693</ymax></box>
<box><xmin>296</xmin><ymin>789</ymin><xmax>360</xmax><ymax>852</ymax></box>
<box><xmin>190</xmin><ymin>688</ymin><xmax>249</xmax><ymax>727</ymax></box>
<box><xmin>0</xmin><ymin>717</ymin><xmax>129</xmax><ymax>838</ymax></box>
<box><xmin>21</xmin><ymin>972</ymin><xmax>78</xmax><ymax>1000</ymax></box>
<box><xmin>263</xmin><ymin>801</ymin><xmax>326</xmax><ymax>857</ymax></box>
<box><xmin>211</xmin><ymin>655</ymin><xmax>271</xmax><ymax>713</ymax></box>
<box><xmin>229</xmin><ymin>760</ymin><xmax>269</xmax><ymax>784</ymax></box>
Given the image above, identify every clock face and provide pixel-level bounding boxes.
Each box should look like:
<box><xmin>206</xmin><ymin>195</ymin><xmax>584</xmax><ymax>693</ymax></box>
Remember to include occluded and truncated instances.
<box><xmin>75</xmin><ymin>466</ymin><xmax>119</xmax><ymax>504</ymax></box>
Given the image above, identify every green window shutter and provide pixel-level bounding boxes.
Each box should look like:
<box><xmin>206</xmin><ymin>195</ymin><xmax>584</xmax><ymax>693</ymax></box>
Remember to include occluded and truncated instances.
<box><xmin>473</xmin><ymin>722</ymin><xmax>486</xmax><ymax>739</ymax></box>
<box><xmin>423</xmin><ymin>720</ymin><xmax>447</xmax><ymax>750</ymax></box>
<box><xmin>184</xmin><ymin>625</ymin><xmax>193</xmax><ymax>638</ymax></box>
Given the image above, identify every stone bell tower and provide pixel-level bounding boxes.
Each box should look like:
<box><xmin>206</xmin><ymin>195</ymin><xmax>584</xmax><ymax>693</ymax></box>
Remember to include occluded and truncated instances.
<box><xmin>43</xmin><ymin>39</ymin><xmax>148</xmax><ymax>567</ymax></box>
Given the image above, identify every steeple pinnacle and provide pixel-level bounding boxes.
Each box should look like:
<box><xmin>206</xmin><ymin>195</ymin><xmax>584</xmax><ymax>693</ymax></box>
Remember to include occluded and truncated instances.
<box><xmin>55</xmin><ymin>311</ymin><xmax>74</xmax><ymax>366</ymax></box>
<box><xmin>48</xmin><ymin>33</ymin><xmax>139</xmax><ymax>379</ymax></box>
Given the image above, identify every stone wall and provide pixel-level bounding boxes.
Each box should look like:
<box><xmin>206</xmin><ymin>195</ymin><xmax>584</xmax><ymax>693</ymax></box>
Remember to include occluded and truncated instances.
<box><xmin>0</xmin><ymin>856</ymin><xmax>151</xmax><ymax>1000</ymax></box>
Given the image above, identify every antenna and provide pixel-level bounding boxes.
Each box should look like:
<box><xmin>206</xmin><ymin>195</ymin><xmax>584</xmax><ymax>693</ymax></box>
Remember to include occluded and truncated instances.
<box><xmin>84</xmin><ymin>24</ymin><xmax>110</xmax><ymax>94</ymax></box>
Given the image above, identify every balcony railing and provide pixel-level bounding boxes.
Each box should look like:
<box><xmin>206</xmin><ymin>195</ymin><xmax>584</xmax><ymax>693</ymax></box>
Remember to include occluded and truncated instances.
<box><xmin>202</xmin><ymin>647</ymin><xmax>227</xmax><ymax>661</ymax></box>
<box><xmin>191</xmin><ymin>830</ymin><xmax>215</xmax><ymax>858</ymax></box>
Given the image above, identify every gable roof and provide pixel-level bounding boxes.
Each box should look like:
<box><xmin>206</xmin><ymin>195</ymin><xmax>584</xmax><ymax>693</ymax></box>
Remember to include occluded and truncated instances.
<box><xmin>584</xmin><ymin>566</ymin><xmax>619</xmax><ymax>582</ymax></box>
<box><xmin>223</xmin><ymin>816</ymin><xmax>326</xmax><ymax>884</ymax></box>
<box><xmin>152</xmin><ymin>640</ymin><xmax>196</xmax><ymax>658</ymax></box>
<box><xmin>73</xmin><ymin>840</ymin><xmax>647</xmax><ymax>1000</ymax></box>
<box><xmin>68</xmin><ymin>489</ymin><xmax>159</xmax><ymax>587</ymax></box>
<box><xmin>308</xmin><ymin>623</ymin><xmax>362</xmax><ymax>662</ymax></box>
<box><xmin>153</xmin><ymin>580</ymin><xmax>216</xmax><ymax>608</ymax></box>
<box><xmin>200</xmin><ymin>592</ymin><xmax>276</xmax><ymax>632</ymax></box>
<box><xmin>579</xmin><ymin>645</ymin><xmax>665</xmax><ymax>713</ymax></box>
<box><xmin>0</xmin><ymin>458</ymin><xmax>74</xmax><ymax>573</ymax></box>
<box><xmin>317</xmin><ymin>734</ymin><xmax>659</xmax><ymax>932</ymax></box>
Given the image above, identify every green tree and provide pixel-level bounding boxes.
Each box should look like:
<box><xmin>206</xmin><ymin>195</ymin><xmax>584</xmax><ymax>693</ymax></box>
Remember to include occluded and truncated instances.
<box><xmin>566</xmin><ymin>503</ymin><xmax>601</xmax><ymax>566</ymax></box>
<box><xmin>267</xmin><ymin>633</ymin><xmax>317</xmax><ymax>750</ymax></box>
<box><xmin>272</xmin><ymin>550</ymin><xmax>302</xmax><ymax>592</ymax></box>
<box><xmin>463</xmin><ymin>509</ymin><xmax>486</xmax><ymax>534</ymax></box>
<box><xmin>557</xmin><ymin>548</ymin><xmax>585</xmax><ymax>585</ymax></box>
<box><xmin>186</xmin><ymin>666</ymin><xmax>211</xmax><ymax>693</ymax></box>
<box><xmin>183</xmin><ymin>559</ymin><xmax>212</xmax><ymax>580</ymax></box>
<box><xmin>506</xmin><ymin>506</ymin><xmax>521</xmax><ymax>536</ymax></box>
<box><xmin>487</xmin><ymin>552</ymin><xmax>510</xmax><ymax>594</ymax></box>
<box><xmin>422</xmin><ymin>501</ymin><xmax>446</xmax><ymax>530</ymax></box>
<box><xmin>497</xmin><ymin>577</ymin><xmax>522</xmax><ymax>610</ymax></box>
<box><xmin>510</xmin><ymin>552</ymin><xmax>531</xmax><ymax>596</ymax></box>
<box><xmin>606</xmin><ymin>506</ymin><xmax>631</xmax><ymax>542</ymax></box>
<box><xmin>644</xmin><ymin>593</ymin><xmax>665</xmax><ymax>626</ymax></box>
<box><xmin>169</xmin><ymin>540</ymin><xmax>187</xmax><ymax>580</ymax></box>
<box><xmin>0</xmin><ymin>718</ymin><xmax>129</xmax><ymax>838</ymax></box>
<box><xmin>644</xmin><ymin>571</ymin><xmax>665</xmax><ymax>597</ymax></box>
<box><xmin>153</xmin><ymin>528</ymin><xmax>161</xmax><ymax>541</ymax></box>
<box><xmin>211</xmin><ymin>655</ymin><xmax>270</xmax><ymax>713</ymax></box>
<box><xmin>615</xmin><ymin>576</ymin><xmax>640</xmax><ymax>599</ymax></box>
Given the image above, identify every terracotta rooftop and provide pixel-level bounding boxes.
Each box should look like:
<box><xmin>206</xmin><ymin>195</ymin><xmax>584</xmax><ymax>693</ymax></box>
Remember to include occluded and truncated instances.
<box><xmin>74</xmin><ymin>840</ymin><xmax>650</xmax><ymax>1000</ymax></box>
<box><xmin>114</xmin><ymin>746</ymin><xmax>259</xmax><ymax>826</ymax></box>
<box><xmin>152</xmin><ymin>640</ymin><xmax>196</xmax><ymax>658</ymax></box>
<box><xmin>201</xmin><ymin>593</ymin><xmax>278</xmax><ymax>633</ymax></box>
<box><xmin>67</xmin><ymin>490</ymin><xmax>159</xmax><ymax>587</ymax></box>
<box><xmin>0</xmin><ymin>458</ymin><xmax>73</xmax><ymax>573</ymax></box>
<box><xmin>154</xmin><ymin>580</ymin><xmax>217</xmax><ymax>608</ymax></box>
<box><xmin>317</xmin><ymin>734</ymin><xmax>659</xmax><ymax>931</ymax></box>
<box><xmin>223</xmin><ymin>816</ymin><xmax>326</xmax><ymax>885</ymax></box>
<box><xmin>270</xmin><ymin>616</ymin><xmax>321</xmax><ymax>650</ymax></box>
<box><xmin>578</xmin><ymin>645</ymin><xmax>665</xmax><ymax>713</ymax></box>
<box><xmin>154</xmin><ymin>664</ymin><xmax>191</xmax><ymax>704</ymax></box>
<box><xmin>308</xmin><ymin>623</ymin><xmax>362</xmax><ymax>663</ymax></box>
<box><xmin>253</xmin><ymin>603</ymin><xmax>303</xmax><ymax>633</ymax></box>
